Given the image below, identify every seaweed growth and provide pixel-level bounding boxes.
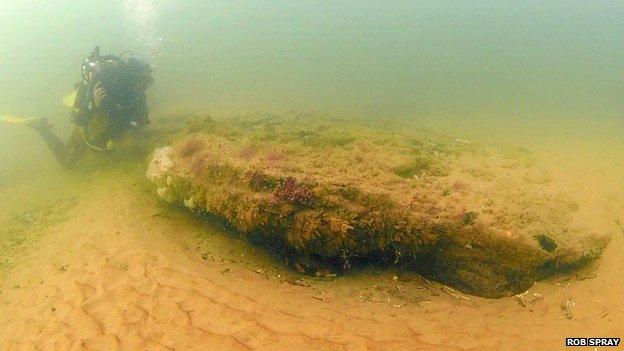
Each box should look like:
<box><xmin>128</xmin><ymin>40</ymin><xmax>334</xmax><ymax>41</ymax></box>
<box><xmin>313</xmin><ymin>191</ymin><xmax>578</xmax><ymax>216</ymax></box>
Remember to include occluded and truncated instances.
<box><xmin>273</xmin><ymin>177</ymin><xmax>314</xmax><ymax>206</ymax></box>
<box><xmin>534</xmin><ymin>234</ymin><xmax>557</xmax><ymax>252</ymax></box>
<box><xmin>185</xmin><ymin>115</ymin><xmax>216</xmax><ymax>133</ymax></box>
<box><xmin>394</xmin><ymin>157</ymin><xmax>432</xmax><ymax>178</ymax></box>
<box><xmin>147</xmin><ymin>115</ymin><xmax>609</xmax><ymax>298</ymax></box>
<box><xmin>244</xmin><ymin>170</ymin><xmax>278</xmax><ymax>190</ymax></box>
<box><xmin>178</xmin><ymin>138</ymin><xmax>205</xmax><ymax>158</ymax></box>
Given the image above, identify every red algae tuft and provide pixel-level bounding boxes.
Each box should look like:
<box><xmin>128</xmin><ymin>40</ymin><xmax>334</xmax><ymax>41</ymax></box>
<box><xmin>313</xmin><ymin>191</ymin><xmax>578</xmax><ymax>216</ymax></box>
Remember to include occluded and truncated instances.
<box><xmin>266</xmin><ymin>151</ymin><xmax>285</xmax><ymax>164</ymax></box>
<box><xmin>179</xmin><ymin>139</ymin><xmax>205</xmax><ymax>158</ymax></box>
<box><xmin>273</xmin><ymin>177</ymin><xmax>313</xmax><ymax>206</ymax></box>
<box><xmin>239</xmin><ymin>146</ymin><xmax>257</xmax><ymax>160</ymax></box>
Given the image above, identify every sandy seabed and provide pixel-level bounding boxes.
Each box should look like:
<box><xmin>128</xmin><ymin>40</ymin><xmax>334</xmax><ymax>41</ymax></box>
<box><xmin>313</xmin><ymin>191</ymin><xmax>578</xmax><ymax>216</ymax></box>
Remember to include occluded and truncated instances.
<box><xmin>0</xmin><ymin>129</ymin><xmax>622</xmax><ymax>351</ymax></box>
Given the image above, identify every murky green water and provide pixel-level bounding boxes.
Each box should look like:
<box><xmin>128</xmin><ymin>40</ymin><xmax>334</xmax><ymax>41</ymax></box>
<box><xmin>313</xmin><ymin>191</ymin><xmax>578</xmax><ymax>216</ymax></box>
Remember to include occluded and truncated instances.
<box><xmin>2</xmin><ymin>0</ymin><xmax>622</xmax><ymax>191</ymax></box>
<box><xmin>1</xmin><ymin>1</ymin><xmax>622</xmax><ymax>119</ymax></box>
<box><xmin>0</xmin><ymin>2</ymin><xmax>623</xmax><ymax>348</ymax></box>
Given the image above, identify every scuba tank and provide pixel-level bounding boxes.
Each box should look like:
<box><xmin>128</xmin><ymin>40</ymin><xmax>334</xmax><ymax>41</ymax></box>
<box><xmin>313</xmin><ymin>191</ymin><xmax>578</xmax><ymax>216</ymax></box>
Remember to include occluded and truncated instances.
<box><xmin>71</xmin><ymin>46</ymin><xmax>100</xmax><ymax>127</ymax></box>
<box><xmin>70</xmin><ymin>46</ymin><xmax>106</xmax><ymax>151</ymax></box>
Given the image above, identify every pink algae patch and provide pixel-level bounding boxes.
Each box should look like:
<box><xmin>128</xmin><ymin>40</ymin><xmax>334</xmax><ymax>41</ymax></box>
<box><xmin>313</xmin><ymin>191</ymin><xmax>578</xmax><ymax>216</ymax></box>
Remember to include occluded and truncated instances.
<box><xmin>179</xmin><ymin>139</ymin><xmax>205</xmax><ymax>158</ymax></box>
<box><xmin>239</xmin><ymin>146</ymin><xmax>257</xmax><ymax>160</ymax></box>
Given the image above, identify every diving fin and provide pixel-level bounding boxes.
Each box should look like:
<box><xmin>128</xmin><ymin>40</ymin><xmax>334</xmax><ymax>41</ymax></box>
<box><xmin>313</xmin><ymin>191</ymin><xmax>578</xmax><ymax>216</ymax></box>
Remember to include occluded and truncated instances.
<box><xmin>0</xmin><ymin>115</ymin><xmax>38</xmax><ymax>125</ymax></box>
<box><xmin>0</xmin><ymin>115</ymin><xmax>52</xmax><ymax>129</ymax></box>
<box><xmin>62</xmin><ymin>90</ymin><xmax>77</xmax><ymax>107</ymax></box>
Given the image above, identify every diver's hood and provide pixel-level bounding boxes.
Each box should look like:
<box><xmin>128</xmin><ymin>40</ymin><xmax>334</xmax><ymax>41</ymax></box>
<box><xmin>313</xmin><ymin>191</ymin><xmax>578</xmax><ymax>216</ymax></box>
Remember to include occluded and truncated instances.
<box><xmin>95</xmin><ymin>53</ymin><xmax>152</xmax><ymax>124</ymax></box>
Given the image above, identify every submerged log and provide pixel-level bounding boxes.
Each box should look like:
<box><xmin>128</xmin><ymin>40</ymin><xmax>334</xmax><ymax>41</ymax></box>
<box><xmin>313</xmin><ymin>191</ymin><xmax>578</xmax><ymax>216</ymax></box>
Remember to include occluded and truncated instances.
<box><xmin>147</xmin><ymin>116</ymin><xmax>608</xmax><ymax>297</ymax></box>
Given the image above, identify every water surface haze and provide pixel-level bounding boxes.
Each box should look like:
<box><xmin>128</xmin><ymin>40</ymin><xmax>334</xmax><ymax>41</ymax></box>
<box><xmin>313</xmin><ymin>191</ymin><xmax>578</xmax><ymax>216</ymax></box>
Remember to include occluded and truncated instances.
<box><xmin>1</xmin><ymin>1</ymin><xmax>622</xmax><ymax>120</ymax></box>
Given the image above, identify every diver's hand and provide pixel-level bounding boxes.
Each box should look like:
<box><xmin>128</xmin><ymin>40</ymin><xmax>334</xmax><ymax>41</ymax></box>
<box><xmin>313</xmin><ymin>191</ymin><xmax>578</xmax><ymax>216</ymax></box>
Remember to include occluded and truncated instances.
<box><xmin>93</xmin><ymin>82</ymin><xmax>108</xmax><ymax>108</ymax></box>
<box><xmin>25</xmin><ymin>117</ymin><xmax>53</xmax><ymax>131</ymax></box>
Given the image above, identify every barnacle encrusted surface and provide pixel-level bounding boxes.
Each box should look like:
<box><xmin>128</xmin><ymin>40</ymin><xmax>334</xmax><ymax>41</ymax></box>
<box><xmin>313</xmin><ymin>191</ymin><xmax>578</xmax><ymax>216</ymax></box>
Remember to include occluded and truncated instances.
<box><xmin>147</xmin><ymin>115</ymin><xmax>608</xmax><ymax>297</ymax></box>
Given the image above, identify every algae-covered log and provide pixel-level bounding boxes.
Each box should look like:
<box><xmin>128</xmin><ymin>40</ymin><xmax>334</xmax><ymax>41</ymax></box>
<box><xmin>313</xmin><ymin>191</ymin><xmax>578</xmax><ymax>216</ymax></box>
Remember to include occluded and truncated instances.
<box><xmin>147</xmin><ymin>116</ymin><xmax>608</xmax><ymax>297</ymax></box>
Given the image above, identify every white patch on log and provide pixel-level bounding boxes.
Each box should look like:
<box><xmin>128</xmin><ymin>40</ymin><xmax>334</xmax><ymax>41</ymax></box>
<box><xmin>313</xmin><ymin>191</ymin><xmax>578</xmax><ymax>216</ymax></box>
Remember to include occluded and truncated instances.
<box><xmin>147</xmin><ymin>146</ymin><xmax>174</xmax><ymax>183</ymax></box>
<box><xmin>183</xmin><ymin>197</ymin><xmax>196</xmax><ymax>210</ymax></box>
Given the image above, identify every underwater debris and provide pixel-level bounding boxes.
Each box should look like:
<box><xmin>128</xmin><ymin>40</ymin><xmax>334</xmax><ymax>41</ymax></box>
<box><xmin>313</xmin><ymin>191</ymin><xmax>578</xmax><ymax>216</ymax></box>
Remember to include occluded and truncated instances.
<box><xmin>146</xmin><ymin>116</ymin><xmax>609</xmax><ymax>298</ymax></box>
<box><xmin>515</xmin><ymin>295</ymin><xmax>527</xmax><ymax>307</ymax></box>
<box><xmin>561</xmin><ymin>298</ymin><xmax>575</xmax><ymax>319</ymax></box>
<box><xmin>285</xmin><ymin>277</ymin><xmax>310</xmax><ymax>287</ymax></box>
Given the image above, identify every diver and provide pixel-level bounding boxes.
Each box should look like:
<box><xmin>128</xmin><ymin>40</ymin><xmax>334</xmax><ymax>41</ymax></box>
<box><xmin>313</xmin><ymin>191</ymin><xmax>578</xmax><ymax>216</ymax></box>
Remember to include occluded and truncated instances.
<box><xmin>27</xmin><ymin>46</ymin><xmax>154</xmax><ymax>167</ymax></box>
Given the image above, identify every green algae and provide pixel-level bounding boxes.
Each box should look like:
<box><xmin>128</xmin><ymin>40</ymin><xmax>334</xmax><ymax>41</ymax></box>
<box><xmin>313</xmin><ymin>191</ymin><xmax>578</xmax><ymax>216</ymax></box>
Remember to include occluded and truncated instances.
<box><xmin>146</xmin><ymin>115</ymin><xmax>609</xmax><ymax>297</ymax></box>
